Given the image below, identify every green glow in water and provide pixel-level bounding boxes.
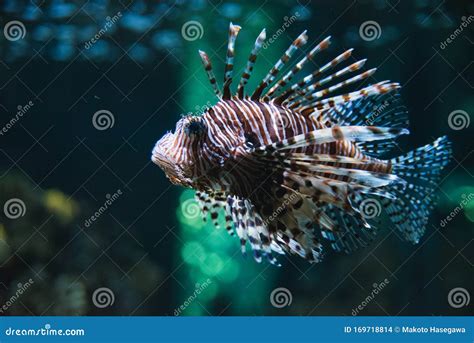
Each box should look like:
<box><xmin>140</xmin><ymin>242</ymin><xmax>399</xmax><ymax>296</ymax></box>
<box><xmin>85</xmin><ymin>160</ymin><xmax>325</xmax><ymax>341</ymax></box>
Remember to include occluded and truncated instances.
<box><xmin>219</xmin><ymin>260</ymin><xmax>240</xmax><ymax>282</ymax></box>
<box><xmin>200</xmin><ymin>253</ymin><xmax>224</xmax><ymax>276</ymax></box>
<box><xmin>182</xmin><ymin>241</ymin><xmax>206</xmax><ymax>265</ymax></box>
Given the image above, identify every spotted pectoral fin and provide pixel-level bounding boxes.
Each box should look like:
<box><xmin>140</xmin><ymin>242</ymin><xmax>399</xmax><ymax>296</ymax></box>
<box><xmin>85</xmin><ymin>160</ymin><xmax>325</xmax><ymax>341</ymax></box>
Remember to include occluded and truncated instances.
<box><xmin>279</xmin><ymin>174</ymin><xmax>392</xmax><ymax>253</ymax></box>
<box><xmin>260</xmin><ymin>190</ymin><xmax>325</xmax><ymax>263</ymax></box>
<box><xmin>261</xmin><ymin>180</ymin><xmax>383</xmax><ymax>260</ymax></box>
<box><xmin>195</xmin><ymin>191</ymin><xmax>234</xmax><ymax>236</ymax></box>
<box><xmin>227</xmin><ymin>196</ymin><xmax>280</xmax><ymax>265</ymax></box>
<box><xmin>323</xmin><ymin>203</ymin><xmax>380</xmax><ymax>254</ymax></box>
<box><xmin>251</xmin><ymin>148</ymin><xmax>400</xmax><ymax>252</ymax></box>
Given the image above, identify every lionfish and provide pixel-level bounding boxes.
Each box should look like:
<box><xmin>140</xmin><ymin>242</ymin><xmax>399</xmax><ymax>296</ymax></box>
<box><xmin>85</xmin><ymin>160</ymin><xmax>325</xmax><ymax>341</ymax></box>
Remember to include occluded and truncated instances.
<box><xmin>152</xmin><ymin>23</ymin><xmax>451</xmax><ymax>265</ymax></box>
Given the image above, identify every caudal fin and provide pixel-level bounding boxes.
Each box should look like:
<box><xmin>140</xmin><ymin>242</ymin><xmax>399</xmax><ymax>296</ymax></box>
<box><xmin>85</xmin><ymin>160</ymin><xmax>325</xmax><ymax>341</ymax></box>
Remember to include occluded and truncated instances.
<box><xmin>384</xmin><ymin>136</ymin><xmax>452</xmax><ymax>243</ymax></box>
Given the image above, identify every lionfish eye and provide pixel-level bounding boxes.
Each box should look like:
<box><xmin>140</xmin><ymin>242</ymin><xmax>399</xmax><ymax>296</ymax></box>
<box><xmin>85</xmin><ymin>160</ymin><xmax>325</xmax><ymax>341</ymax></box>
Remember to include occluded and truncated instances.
<box><xmin>184</xmin><ymin>118</ymin><xmax>206</xmax><ymax>137</ymax></box>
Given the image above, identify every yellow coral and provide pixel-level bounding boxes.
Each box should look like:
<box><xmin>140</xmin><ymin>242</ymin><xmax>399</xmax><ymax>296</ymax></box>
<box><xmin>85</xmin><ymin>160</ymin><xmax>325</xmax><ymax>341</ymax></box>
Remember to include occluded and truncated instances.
<box><xmin>43</xmin><ymin>190</ymin><xmax>78</xmax><ymax>223</ymax></box>
<box><xmin>0</xmin><ymin>223</ymin><xmax>6</xmax><ymax>241</ymax></box>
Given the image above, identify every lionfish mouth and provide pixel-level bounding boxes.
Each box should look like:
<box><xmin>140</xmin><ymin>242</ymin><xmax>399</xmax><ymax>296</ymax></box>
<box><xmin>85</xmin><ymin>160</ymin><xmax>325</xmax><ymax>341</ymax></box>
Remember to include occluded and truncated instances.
<box><xmin>151</xmin><ymin>133</ymin><xmax>189</xmax><ymax>187</ymax></box>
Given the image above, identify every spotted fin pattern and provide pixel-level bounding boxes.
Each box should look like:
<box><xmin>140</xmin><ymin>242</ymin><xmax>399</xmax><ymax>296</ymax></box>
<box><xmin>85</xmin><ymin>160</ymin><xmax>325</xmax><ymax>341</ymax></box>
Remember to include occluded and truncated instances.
<box><xmin>386</xmin><ymin>136</ymin><xmax>452</xmax><ymax>243</ymax></box>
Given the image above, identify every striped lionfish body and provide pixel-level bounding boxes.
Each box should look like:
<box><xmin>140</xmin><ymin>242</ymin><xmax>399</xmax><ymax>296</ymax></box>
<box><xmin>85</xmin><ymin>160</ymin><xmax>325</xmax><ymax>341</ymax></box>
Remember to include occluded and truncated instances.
<box><xmin>152</xmin><ymin>23</ymin><xmax>452</xmax><ymax>265</ymax></box>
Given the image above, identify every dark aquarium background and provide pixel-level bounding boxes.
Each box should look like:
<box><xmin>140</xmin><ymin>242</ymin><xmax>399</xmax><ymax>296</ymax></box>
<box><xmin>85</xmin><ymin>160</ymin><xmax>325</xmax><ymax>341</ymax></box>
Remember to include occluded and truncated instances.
<box><xmin>0</xmin><ymin>0</ymin><xmax>472</xmax><ymax>316</ymax></box>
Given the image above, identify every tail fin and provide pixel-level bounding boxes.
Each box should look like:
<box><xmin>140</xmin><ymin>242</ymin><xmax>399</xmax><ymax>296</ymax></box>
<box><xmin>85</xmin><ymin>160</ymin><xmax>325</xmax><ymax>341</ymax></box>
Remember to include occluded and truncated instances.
<box><xmin>384</xmin><ymin>136</ymin><xmax>452</xmax><ymax>243</ymax></box>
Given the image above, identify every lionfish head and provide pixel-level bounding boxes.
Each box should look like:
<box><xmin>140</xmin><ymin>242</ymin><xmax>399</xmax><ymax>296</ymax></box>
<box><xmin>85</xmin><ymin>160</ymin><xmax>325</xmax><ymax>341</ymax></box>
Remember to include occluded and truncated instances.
<box><xmin>151</xmin><ymin>115</ymin><xmax>207</xmax><ymax>188</ymax></box>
